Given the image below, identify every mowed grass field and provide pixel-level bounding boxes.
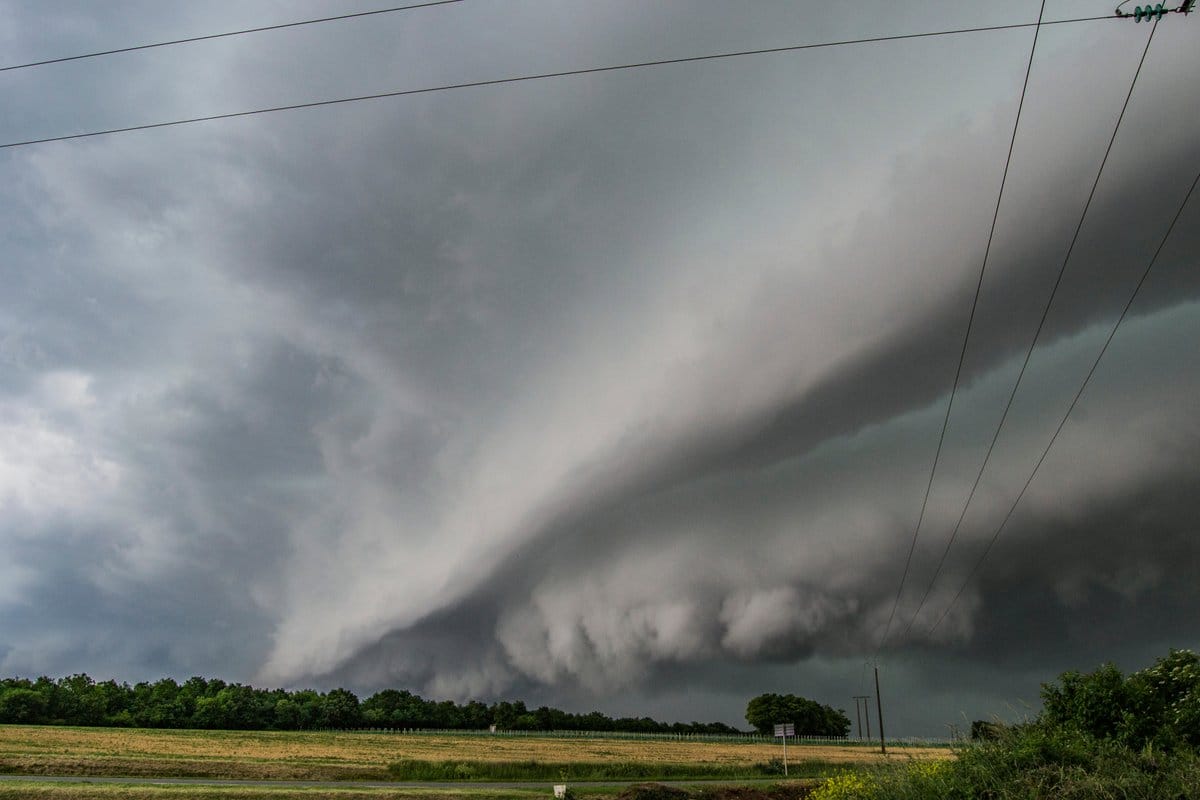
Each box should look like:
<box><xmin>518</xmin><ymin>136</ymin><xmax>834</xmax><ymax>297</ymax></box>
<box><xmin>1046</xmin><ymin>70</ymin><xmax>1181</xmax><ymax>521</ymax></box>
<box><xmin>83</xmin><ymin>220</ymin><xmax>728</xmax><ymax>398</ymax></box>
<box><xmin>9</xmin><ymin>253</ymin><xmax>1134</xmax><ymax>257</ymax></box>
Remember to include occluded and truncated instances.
<box><xmin>0</xmin><ymin>726</ymin><xmax>949</xmax><ymax>783</ymax></box>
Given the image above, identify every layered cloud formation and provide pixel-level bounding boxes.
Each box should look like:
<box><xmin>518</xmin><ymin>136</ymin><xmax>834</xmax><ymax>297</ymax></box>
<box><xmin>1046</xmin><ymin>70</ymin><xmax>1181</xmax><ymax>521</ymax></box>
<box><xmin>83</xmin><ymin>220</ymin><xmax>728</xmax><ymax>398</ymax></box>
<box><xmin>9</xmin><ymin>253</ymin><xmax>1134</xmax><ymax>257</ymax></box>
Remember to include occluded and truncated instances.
<box><xmin>1</xmin><ymin>1</ymin><xmax>1198</xmax><ymax>734</ymax></box>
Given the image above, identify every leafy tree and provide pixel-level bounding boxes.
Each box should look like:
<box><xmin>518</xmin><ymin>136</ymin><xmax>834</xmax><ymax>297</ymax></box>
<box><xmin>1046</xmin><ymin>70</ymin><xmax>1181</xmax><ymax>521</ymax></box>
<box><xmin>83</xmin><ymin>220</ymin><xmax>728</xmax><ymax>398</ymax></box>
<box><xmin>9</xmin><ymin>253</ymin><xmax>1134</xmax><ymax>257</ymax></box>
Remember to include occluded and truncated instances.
<box><xmin>1041</xmin><ymin>662</ymin><xmax>1130</xmax><ymax>741</ymax></box>
<box><xmin>461</xmin><ymin>700</ymin><xmax>492</xmax><ymax>729</ymax></box>
<box><xmin>58</xmin><ymin>674</ymin><xmax>106</xmax><ymax>725</ymax></box>
<box><xmin>491</xmin><ymin>700</ymin><xmax>528</xmax><ymax>730</ymax></box>
<box><xmin>319</xmin><ymin>688</ymin><xmax>362</xmax><ymax>729</ymax></box>
<box><xmin>291</xmin><ymin>690</ymin><xmax>323</xmax><ymax>729</ymax></box>
<box><xmin>362</xmin><ymin>689</ymin><xmax>435</xmax><ymax>728</ymax></box>
<box><xmin>512</xmin><ymin>713</ymin><xmax>540</xmax><ymax>730</ymax></box>
<box><xmin>0</xmin><ymin>671</ymin><xmax>747</xmax><ymax>735</ymax></box>
<box><xmin>0</xmin><ymin>687</ymin><xmax>49</xmax><ymax>724</ymax></box>
<box><xmin>745</xmin><ymin>692</ymin><xmax>850</xmax><ymax>737</ymax></box>
<box><xmin>1040</xmin><ymin>649</ymin><xmax>1200</xmax><ymax>751</ymax></box>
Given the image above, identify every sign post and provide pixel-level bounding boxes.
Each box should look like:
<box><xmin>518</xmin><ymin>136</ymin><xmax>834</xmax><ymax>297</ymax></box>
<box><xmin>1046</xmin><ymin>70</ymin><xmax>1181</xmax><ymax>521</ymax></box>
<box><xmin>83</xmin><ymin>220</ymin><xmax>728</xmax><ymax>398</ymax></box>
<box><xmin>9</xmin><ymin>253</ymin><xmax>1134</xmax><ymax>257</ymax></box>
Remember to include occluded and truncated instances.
<box><xmin>773</xmin><ymin>723</ymin><xmax>795</xmax><ymax>777</ymax></box>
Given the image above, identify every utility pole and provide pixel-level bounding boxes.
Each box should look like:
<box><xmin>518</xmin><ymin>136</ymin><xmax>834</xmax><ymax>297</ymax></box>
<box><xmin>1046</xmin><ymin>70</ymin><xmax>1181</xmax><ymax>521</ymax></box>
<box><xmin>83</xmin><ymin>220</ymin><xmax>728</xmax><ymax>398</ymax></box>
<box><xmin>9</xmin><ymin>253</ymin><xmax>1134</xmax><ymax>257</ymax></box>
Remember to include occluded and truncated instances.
<box><xmin>852</xmin><ymin>696</ymin><xmax>870</xmax><ymax>740</ymax></box>
<box><xmin>874</xmin><ymin>665</ymin><xmax>886</xmax><ymax>755</ymax></box>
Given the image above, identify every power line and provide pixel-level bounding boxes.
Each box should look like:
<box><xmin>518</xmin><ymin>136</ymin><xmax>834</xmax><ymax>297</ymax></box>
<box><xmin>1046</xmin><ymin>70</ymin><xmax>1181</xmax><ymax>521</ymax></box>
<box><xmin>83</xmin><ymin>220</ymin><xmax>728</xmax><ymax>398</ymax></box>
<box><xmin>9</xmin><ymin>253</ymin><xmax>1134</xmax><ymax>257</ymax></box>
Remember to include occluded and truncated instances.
<box><xmin>895</xmin><ymin>15</ymin><xmax>1162</xmax><ymax>639</ymax></box>
<box><xmin>928</xmin><ymin>166</ymin><xmax>1200</xmax><ymax>636</ymax></box>
<box><xmin>874</xmin><ymin>0</ymin><xmax>1048</xmax><ymax>659</ymax></box>
<box><xmin>0</xmin><ymin>1</ymin><xmax>463</xmax><ymax>74</ymax></box>
<box><xmin>0</xmin><ymin>13</ymin><xmax>1117</xmax><ymax>151</ymax></box>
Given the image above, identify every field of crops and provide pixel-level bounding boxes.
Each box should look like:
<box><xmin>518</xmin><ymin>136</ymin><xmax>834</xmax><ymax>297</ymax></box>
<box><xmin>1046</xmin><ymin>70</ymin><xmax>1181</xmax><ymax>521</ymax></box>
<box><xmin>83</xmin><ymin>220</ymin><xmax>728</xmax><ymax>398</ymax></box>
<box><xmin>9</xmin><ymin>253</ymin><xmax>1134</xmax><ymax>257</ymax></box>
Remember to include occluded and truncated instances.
<box><xmin>0</xmin><ymin>726</ymin><xmax>950</xmax><ymax>783</ymax></box>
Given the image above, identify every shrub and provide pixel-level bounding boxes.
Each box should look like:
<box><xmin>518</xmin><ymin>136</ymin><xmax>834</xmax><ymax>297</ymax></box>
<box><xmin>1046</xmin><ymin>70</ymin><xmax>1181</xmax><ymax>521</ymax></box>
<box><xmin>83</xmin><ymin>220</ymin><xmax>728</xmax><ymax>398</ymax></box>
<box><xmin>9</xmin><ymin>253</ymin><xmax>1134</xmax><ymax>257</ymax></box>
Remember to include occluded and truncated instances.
<box><xmin>808</xmin><ymin>769</ymin><xmax>876</xmax><ymax>800</ymax></box>
<box><xmin>1040</xmin><ymin>649</ymin><xmax>1200</xmax><ymax>752</ymax></box>
<box><xmin>757</xmin><ymin>757</ymin><xmax>787</xmax><ymax>775</ymax></box>
<box><xmin>970</xmin><ymin>719</ymin><xmax>1005</xmax><ymax>741</ymax></box>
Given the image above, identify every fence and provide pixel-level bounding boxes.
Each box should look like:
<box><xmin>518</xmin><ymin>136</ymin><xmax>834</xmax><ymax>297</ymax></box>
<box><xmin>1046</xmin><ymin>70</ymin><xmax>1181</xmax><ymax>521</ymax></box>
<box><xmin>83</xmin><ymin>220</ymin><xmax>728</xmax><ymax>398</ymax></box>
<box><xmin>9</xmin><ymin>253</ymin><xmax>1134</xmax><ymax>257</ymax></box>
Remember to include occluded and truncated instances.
<box><xmin>328</xmin><ymin>727</ymin><xmax>949</xmax><ymax>747</ymax></box>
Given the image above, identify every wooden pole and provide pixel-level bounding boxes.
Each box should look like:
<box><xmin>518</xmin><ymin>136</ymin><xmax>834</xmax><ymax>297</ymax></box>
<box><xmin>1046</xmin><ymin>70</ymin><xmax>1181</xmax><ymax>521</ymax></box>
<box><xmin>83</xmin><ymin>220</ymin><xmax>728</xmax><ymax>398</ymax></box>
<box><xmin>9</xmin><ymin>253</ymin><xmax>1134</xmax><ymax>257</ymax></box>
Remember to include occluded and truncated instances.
<box><xmin>852</xmin><ymin>696</ymin><xmax>870</xmax><ymax>740</ymax></box>
<box><xmin>874</xmin><ymin>665</ymin><xmax>886</xmax><ymax>755</ymax></box>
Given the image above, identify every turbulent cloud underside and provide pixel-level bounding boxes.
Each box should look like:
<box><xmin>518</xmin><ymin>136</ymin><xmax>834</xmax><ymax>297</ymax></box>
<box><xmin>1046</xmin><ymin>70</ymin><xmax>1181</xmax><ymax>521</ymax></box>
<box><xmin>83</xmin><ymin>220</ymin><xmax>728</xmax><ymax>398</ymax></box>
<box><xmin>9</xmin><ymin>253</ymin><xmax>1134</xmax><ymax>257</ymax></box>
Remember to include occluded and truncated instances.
<box><xmin>1</xmin><ymin>1</ymin><xmax>1198</xmax><ymax>734</ymax></box>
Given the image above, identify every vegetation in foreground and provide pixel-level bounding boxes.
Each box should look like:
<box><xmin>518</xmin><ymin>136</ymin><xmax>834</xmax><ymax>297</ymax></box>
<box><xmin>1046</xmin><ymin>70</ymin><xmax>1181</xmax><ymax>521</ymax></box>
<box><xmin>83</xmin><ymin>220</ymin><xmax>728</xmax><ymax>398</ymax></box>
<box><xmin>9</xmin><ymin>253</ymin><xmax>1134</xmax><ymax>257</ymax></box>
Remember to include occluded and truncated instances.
<box><xmin>811</xmin><ymin>729</ymin><xmax>1200</xmax><ymax>799</ymax></box>
<box><xmin>807</xmin><ymin>648</ymin><xmax>1200</xmax><ymax>799</ymax></box>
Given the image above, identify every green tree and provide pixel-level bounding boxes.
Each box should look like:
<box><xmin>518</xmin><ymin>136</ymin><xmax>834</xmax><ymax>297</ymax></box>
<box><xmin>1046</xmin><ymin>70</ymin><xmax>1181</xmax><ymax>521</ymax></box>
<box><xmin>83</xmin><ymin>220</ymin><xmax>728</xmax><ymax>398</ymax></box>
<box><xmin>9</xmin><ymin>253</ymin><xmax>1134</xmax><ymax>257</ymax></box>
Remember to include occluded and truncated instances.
<box><xmin>491</xmin><ymin>700</ymin><xmax>528</xmax><ymax>730</ymax></box>
<box><xmin>745</xmin><ymin>692</ymin><xmax>850</xmax><ymax>736</ymax></box>
<box><xmin>1040</xmin><ymin>648</ymin><xmax>1200</xmax><ymax>750</ymax></box>
<box><xmin>319</xmin><ymin>688</ymin><xmax>362</xmax><ymax>729</ymax></box>
<box><xmin>273</xmin><ymin>698</ymin><xmax>303</xmax><ymax>729</ymax></box>
<box><xmin>1041</xmin><ymin>662</ymin><xmax>1130</xmax><ymax>741</ymax></box>
<box><xmin>0</xmin><ymin>687</ymin><xmax>49</xmax><ymax>724</ymax></box>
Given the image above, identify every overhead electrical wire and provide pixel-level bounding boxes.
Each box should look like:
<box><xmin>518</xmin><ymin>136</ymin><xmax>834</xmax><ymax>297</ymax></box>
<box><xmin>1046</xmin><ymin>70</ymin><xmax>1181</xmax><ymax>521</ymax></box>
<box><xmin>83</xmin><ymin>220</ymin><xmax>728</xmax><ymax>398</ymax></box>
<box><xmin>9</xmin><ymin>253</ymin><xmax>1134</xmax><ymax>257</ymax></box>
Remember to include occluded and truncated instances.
<box><xmin>903</xmin><ymin>16</ymin><xmax>1163</xmax><ymax>636</ymax></box>
<box><xmin>0</xmin><ymin>13</ymin><xmax>1118</xmax><ymax>151</ymax></box>
<box><xmin>0</xmin><ymin>1</ymin><xmax>463</xmax><ymax>74</ymax></box>
<box><xmin>927</xmin><ymin>166</ymin><xmax>1200</xmax><ymax>636</ymax></box>
<box><xmin>873</xmin><ymin>0</ymin><xmax>1048</xmax><ymax>661</ymax></box>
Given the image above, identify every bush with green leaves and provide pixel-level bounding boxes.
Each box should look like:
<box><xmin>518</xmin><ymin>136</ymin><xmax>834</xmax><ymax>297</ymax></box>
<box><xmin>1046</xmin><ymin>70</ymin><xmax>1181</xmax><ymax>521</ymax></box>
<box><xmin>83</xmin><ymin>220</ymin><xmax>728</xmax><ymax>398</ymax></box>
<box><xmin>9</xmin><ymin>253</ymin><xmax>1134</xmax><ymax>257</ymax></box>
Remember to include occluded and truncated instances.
<box><xmin>805</xmin><ymin>650</ymin><xmax>1200</xmax><ymax>799</ymax></box>
<box><xmin>1041</xmin><ymin>648</ymin><xmax>1200</xmax><ymax>751</ymax></box>
<box><xmin>808</xmin><ymin>725</ymin><xmax>1200</xmax><ymax>800</ymax></box>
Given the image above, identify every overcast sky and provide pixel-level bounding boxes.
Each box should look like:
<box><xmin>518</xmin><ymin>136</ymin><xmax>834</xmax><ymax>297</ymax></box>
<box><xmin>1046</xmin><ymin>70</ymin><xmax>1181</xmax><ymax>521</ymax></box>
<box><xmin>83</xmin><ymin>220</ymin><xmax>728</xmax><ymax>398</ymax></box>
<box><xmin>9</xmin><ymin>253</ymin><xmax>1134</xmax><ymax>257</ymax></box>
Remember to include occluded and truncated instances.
<box><xmin>1</xmin><ymin>0</ymin><xmax>1198</xmax><ymax>737</ymax></box>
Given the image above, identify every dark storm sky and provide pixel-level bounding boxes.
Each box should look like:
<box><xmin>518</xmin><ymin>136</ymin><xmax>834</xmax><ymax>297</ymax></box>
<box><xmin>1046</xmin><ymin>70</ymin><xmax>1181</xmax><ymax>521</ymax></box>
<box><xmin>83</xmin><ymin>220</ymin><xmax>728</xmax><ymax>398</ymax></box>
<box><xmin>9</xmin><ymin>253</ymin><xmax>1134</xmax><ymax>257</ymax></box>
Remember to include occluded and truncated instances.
<box><xmin>1</xmin><ymin>1</ymin><xmax>1198</xmax><ymax>736</ymax></box>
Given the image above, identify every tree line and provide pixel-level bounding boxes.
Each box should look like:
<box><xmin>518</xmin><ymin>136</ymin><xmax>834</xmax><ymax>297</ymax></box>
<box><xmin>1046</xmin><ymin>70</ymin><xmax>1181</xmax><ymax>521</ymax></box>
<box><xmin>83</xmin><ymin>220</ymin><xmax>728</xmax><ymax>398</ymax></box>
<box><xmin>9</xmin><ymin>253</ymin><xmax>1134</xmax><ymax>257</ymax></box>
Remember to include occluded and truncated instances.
<box><xmin>0</xmin><ymin>674</ymin><xmax>745</xmax><ymax>734</ymax></box>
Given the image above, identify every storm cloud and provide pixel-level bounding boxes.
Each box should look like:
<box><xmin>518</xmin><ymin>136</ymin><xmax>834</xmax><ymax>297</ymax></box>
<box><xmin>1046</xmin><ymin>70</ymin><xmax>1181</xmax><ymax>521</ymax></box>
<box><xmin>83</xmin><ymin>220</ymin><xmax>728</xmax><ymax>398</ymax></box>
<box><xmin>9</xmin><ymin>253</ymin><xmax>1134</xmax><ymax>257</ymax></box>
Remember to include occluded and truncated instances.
<box><xmin>1</xmin><ymin>1</ymin><xmax>1198</xmax><ymax>735</ymax></box>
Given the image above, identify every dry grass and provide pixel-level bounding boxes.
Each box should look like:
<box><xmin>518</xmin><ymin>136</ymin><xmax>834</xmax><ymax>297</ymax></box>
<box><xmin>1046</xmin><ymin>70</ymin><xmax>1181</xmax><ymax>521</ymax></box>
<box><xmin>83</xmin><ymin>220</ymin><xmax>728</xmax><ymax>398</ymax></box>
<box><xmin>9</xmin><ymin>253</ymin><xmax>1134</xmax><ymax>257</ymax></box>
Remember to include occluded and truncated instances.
<box><xmin>0</xmin><ymin>781</ymin><xmax>544</xmax><ymax>800</ymax></box>
<box><xmin>0</xmin><ymin>726</ymin><xmax>950</xmax><ymax>782</ymax></box>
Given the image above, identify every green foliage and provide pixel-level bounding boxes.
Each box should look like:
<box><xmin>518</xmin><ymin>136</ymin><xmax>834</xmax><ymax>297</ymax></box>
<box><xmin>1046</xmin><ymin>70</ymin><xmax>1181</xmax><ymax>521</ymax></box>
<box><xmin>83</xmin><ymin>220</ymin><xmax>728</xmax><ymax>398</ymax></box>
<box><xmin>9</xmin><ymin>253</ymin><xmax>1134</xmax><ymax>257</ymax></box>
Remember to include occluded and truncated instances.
<box><xmin>1040</xmin><ymin>648</ymin><xmax>1200</xmax><ymax>751</ymax></box>
<box><xmin>809</xmin><ymin>726</ymin><xmax>1200</xmax><ymax>800</ymax></box>
<box><xmin>0</xmin><ymin>687</ymin><xmax>48</xmax><ymax>724</ymax></box>
<box><xmin>758</xmin><ymin>757</ymin><xmax>786</xmax><ymax>776</ymax></box>
<box><xmin>969</xmin><ymin>719</ymin><xmax>1005</xmax><ymax>741</ymax></box>
<box><xmin>318</xmin><ymin>688</ymin><xmax>362</xmax><ymax>729</ymax></box>
<box><xmin>744</xmin><ymin>693</ymin><xmax>850</xmax><ymax>737</ymax></box>
<box><xmin>806</xmin><ymin>649</ymin><xmax>1200</xmax><ymax>800</ymax></box>
<box><xmin>0</xmin><ymin>672</ymin><xmax>743</xmax><ymax>735</ymax></box>
<box><xmin>808</xmin><ymin>769</ymin><xmax>877</xmax><ymax>800</ymax></box>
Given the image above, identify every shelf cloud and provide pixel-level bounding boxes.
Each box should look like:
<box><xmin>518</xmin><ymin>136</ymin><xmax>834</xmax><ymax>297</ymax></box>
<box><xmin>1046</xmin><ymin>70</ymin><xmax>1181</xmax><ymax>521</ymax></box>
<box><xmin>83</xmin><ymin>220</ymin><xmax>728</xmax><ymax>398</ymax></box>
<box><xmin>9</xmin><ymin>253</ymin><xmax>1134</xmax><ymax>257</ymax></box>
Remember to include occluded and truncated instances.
<box><xmin>1</xmin><ymin>0</ymin><xmax>1197</xmax><ymax>735</ymax></box>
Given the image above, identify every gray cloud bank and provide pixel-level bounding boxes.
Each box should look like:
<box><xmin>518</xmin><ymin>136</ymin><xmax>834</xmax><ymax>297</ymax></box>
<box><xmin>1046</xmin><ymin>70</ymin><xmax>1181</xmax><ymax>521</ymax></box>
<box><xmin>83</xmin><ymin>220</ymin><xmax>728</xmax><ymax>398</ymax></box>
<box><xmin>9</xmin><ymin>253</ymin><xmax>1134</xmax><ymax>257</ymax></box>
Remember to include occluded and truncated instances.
<box><xmin>1</xmin><ymin>1</ymin><xmax>1198</xmax><ymax>734</ymax></box>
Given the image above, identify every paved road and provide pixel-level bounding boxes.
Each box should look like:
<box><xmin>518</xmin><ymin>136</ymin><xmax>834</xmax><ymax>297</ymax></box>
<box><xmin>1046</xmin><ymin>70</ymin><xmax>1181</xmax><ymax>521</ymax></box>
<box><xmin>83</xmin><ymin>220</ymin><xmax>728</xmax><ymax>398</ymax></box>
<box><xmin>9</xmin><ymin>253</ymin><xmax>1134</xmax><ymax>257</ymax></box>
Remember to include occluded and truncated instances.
<box><xmin>0</xmin><ymin>774</ymin><xmax>795</xmax><ymax>790</ymax></box>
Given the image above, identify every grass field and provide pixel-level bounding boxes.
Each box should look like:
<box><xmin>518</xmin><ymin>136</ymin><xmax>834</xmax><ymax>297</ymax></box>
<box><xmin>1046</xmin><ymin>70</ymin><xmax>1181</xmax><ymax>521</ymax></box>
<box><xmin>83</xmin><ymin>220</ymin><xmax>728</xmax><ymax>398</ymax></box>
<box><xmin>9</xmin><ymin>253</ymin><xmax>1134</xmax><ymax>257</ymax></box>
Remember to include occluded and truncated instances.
<box><xmin>0</xmin><ymin>781</ymin><xmax>806</xmax><ymax>800</ymax></box>
<box><xmin>0</xmin><ymin>726</ymin><xmax>949</xmax><ymax>784</ymax></box>
<box><xmin>0</xmin><ymin>781</ymin><xmax>549</xmax><ymax>800</ymax></box>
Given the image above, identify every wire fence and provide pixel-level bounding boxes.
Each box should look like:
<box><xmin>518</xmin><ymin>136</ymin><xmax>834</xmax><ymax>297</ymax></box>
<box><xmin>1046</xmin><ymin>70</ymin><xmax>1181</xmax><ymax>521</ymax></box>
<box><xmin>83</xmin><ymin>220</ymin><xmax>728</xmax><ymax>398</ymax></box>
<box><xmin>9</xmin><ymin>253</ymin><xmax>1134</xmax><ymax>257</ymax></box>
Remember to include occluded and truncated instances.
<box><xmin>328</xmin><ymin>727</ymin><xmax>953</xmax><ymax>747</ymax></box>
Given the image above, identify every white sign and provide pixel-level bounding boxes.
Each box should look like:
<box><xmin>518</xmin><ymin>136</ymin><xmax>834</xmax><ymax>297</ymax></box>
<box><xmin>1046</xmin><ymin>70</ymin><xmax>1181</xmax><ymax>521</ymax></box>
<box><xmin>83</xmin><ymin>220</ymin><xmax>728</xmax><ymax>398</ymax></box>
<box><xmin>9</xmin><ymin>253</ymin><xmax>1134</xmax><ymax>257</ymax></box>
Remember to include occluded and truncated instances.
<box><xmin>774</xmin><ymin>723</ymin><xmax>795</xmax><ymax>737</ymax></box>
<box><xmin>553</xmin><ymin>786</ymin><xmax>568</xmax><ymax>798</ymax></box>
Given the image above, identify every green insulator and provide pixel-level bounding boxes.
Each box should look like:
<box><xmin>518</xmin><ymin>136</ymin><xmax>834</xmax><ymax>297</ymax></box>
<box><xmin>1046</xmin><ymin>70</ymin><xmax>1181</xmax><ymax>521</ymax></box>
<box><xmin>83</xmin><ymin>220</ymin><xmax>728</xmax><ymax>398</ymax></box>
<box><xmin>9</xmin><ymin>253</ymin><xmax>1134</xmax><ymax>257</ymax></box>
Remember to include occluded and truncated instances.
<box><xmin>1133</xmin><ymin>3</ymin><xmax>1166</xmax><ymax>21</ymax></box>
